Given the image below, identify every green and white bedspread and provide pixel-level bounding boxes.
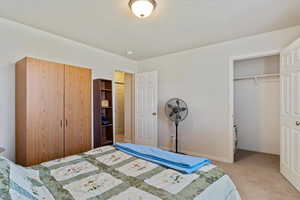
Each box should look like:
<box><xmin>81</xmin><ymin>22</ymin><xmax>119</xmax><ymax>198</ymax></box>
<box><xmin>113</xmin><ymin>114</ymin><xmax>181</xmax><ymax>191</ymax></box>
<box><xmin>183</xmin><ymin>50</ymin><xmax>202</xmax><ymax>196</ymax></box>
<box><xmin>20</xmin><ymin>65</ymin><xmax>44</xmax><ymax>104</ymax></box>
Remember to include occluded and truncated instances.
<box><xmin>1</xmin><ymin>146</ymin><xmax>240</xmax><ymax>200</ymax></box>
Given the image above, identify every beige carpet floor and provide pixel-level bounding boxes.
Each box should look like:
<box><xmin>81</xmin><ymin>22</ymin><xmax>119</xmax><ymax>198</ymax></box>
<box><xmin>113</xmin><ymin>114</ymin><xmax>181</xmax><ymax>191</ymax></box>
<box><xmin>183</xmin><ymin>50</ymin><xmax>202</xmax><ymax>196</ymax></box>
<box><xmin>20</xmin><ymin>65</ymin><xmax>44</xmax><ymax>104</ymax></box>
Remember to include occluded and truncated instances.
<box><xmin>214</xmin><ymin>150</ymin><xmax>300</xmax><ymax>200</ymax></box>
<box><xmin>116</xmin><ymin>135</ymin><xmax>125</xmax><ymax>143</ymax></box>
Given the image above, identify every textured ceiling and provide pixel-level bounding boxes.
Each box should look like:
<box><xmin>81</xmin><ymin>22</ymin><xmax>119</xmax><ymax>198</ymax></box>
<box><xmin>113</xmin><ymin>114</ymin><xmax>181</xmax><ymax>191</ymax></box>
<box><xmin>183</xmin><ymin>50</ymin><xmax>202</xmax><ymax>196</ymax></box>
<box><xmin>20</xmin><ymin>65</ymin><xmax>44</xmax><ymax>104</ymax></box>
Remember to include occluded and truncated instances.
<box><xmin>1</xmin><ymin>0</ymin><xmax>300</xmax><ymax>60</ymax></box>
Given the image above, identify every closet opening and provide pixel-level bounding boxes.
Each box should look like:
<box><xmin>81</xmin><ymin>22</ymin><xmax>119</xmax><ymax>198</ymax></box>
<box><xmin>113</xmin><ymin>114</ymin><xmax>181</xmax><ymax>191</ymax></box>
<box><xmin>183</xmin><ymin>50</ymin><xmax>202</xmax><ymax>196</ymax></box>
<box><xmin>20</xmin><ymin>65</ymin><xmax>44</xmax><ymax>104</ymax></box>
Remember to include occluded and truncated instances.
<box><xmin>113</xmin><ymin>70</ymin><xmax>135</xmax><ymax>144</ymax></box>
<box><xmin>232</xmin><ymin>54</ymin><xmax>280</xmax><ymax>162</ymax></box>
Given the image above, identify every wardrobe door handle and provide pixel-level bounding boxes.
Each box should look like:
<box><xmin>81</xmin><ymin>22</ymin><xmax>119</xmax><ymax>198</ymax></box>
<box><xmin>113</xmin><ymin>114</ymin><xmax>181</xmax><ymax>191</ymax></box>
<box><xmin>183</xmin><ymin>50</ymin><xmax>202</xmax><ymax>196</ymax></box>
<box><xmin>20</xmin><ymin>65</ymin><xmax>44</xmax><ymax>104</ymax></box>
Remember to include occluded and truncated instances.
<box><xmin>60</xmin><ymin>120</ymin><xmax>63</xmax><ymax>127</ymax></box>
<box><xmin>66</xmin><ymin>119</ymin><xmax>68</xmax><ymax>127</ymax></box>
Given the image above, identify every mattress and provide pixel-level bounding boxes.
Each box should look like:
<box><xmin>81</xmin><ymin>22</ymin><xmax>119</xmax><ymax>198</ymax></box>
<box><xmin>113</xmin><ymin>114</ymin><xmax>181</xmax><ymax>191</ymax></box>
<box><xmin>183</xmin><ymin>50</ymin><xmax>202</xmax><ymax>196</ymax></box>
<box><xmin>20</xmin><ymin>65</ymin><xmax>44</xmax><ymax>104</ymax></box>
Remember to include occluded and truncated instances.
<box><xmin>1</xmin><ymin>145</ymin><xmax>241</xmax><ymax>200</ymax></box>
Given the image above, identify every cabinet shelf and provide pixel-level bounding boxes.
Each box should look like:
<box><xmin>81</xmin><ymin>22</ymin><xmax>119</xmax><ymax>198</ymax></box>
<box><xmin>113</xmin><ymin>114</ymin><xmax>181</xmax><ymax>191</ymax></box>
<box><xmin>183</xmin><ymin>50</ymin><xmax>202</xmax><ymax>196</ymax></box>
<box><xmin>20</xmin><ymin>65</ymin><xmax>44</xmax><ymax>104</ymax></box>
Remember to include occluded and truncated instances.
<box><xmin>101</xmin><ymin>124</ymin><xmax>113</xmax><ymax>127</ymax></box>
<box><xmin>103</xmin><ymin>140</ymin><xmax>113</xmax><ymax>145</ymax></box>
<box><xmin>101</xmin><ymin>89</ymin><xmax>112</xmax><ymax>92</ymax></box>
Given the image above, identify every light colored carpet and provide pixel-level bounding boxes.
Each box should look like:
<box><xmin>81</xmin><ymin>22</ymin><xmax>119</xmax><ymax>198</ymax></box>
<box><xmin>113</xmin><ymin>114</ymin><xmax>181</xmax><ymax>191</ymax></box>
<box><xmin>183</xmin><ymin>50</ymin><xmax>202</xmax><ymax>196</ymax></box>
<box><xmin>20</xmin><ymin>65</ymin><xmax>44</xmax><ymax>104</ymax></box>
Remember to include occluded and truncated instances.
<box><xmin>214</xmin><ymin>150</ymin><xmax>300</xmax><ymax>200</ymax></box>
<box><xmin>116</xmin><ymin>135</ymin><xmax>125</xmax><ymax>143</ymax></box>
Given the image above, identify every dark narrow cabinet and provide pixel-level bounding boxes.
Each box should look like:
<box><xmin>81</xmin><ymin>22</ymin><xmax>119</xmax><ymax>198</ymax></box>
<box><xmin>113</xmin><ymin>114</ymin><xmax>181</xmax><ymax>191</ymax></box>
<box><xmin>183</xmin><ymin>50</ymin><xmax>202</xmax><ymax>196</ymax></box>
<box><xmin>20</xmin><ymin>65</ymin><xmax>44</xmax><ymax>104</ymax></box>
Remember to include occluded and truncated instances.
<box><xmin>93</xmin><ymin>79</ymin><xmax>113</xmax><ymax>148</ymax></box>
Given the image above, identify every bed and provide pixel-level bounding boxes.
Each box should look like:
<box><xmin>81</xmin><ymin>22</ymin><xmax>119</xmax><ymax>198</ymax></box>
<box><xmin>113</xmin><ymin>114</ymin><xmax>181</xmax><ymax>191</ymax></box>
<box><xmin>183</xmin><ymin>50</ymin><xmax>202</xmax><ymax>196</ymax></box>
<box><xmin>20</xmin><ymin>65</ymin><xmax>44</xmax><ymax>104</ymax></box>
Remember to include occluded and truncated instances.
<box><xmin>0</xmin><ymin>145</ymin><xmax>240</xmax><ymax>200</ymax></box>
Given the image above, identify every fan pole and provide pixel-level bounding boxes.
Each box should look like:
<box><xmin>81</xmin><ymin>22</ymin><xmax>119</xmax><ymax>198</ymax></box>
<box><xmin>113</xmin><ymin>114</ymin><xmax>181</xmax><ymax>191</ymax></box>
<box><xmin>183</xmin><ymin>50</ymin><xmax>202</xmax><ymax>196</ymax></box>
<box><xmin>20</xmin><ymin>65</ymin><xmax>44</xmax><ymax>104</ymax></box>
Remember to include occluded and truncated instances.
<box><xmin>175</xmin><ymin>121</ymin><xmax>178</xmax><ymax>153</ymax></box>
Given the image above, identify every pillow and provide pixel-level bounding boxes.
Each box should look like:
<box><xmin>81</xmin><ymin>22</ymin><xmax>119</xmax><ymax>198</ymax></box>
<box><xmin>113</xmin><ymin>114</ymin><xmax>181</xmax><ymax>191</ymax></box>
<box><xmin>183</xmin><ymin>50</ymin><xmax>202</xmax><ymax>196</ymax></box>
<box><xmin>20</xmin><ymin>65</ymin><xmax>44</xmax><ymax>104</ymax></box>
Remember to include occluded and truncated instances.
<box><xmin>0</xmin><ymin>156</ymin><xmax>38</xmax><ymax>200</ymax></box>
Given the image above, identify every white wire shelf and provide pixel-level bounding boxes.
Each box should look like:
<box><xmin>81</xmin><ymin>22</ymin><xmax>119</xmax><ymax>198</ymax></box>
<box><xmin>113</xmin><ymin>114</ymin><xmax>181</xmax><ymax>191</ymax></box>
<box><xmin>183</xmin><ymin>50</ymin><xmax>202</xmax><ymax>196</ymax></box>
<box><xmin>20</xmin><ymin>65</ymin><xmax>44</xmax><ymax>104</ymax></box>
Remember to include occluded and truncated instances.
<box><xmin>234</xmin><ymin>73</ymin><xmax>280</xmax><ymax>81</ymax></box>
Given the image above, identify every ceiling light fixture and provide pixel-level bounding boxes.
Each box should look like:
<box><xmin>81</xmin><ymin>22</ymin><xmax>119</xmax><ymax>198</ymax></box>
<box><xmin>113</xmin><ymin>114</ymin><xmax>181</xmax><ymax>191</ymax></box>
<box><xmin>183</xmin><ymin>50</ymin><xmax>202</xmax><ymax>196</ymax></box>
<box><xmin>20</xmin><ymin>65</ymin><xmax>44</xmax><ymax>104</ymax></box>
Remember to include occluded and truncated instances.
<box><xmin>129</xmin><ymin>0</ymin><xmax>156</xmax><ymax>19</ymax></box>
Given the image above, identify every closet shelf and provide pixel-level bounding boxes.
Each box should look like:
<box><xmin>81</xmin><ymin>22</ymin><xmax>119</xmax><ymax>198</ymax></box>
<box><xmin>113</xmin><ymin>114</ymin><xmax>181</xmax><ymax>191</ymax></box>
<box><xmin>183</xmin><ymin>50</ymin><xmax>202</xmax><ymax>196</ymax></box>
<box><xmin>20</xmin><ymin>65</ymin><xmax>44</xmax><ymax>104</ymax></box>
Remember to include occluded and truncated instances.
<box><xmin>115</xmin><ymin>81</ymin><xmax>125</xmax><ymax>85</ymax></box>
<box><xmin>234</xmin><ymin>73</ymin><xmax>280</xmax><ymax>81</ymax></box>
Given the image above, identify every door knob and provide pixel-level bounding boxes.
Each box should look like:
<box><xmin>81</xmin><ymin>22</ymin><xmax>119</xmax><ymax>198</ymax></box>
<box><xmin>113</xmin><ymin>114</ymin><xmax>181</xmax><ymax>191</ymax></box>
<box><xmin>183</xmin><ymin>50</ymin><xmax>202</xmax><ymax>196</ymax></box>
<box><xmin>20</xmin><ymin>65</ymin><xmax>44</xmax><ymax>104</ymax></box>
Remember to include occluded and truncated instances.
<box><xmin>296</xmin><ymin>121</ymin><xmax>300</xmax><ymax>126</ymax></box>
<box><xmin>152</xmin><ymin>112</ymin><xmax>157</xmax><ymax>116</ymax></box>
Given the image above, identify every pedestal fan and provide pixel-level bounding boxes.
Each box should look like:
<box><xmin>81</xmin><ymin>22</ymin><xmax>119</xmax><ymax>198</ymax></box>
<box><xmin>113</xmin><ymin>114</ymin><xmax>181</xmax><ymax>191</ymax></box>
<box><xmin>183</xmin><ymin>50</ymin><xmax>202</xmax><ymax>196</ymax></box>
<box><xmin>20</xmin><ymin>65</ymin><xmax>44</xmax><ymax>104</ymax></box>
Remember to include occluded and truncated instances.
<box><xmin>165</xmin><ymin>98</ymin><xmax>188</xmax><ymax>153</ymax></box>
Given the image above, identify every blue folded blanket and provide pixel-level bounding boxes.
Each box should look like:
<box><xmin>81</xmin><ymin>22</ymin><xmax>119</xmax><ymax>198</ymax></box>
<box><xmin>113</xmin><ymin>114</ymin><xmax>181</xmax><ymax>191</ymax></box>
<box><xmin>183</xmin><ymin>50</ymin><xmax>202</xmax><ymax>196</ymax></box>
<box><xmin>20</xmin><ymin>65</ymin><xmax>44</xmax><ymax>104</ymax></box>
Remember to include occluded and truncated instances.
<box><xmin>114</xmin><ymin>143</ymin><xmax>211</xmax><ymax>174</ymax></box>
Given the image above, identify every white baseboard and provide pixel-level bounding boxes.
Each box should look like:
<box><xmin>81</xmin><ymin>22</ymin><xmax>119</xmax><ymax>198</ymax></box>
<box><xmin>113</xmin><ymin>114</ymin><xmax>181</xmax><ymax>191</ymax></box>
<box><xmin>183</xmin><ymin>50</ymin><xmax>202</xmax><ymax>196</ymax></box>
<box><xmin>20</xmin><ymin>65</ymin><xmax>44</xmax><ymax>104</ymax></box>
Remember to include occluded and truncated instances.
<box><xmin>159</xmin><ymin>146</ymin><xmax>232</xmax><ymax>163</ymax></box>
<box><xmin>238</xmin><ymin>148</ymin><xmax>280</xmax><ymax>156</ymax></box>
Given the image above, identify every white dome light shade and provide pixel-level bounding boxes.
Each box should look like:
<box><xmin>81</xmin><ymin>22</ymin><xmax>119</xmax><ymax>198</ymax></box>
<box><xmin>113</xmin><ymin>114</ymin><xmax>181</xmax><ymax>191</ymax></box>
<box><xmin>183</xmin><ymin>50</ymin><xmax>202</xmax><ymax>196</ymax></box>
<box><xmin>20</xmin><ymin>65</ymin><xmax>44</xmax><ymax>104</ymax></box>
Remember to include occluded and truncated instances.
<box><xmin>129</xmin><ymin>0</ymin><xmax>156</xmax><ymax>18</ymax></box>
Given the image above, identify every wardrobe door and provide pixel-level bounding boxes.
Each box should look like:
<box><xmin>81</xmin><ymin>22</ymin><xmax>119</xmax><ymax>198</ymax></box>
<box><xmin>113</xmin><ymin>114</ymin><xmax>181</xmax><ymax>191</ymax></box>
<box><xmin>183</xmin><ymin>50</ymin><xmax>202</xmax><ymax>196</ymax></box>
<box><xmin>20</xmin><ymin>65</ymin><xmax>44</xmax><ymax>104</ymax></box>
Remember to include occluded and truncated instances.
<box><xmin>26</xmin><ymin>58</ymin><xmax>65</xmax><ymax>165</ymax></box>
<box><xmin>64</xmin><ymin>65</ymin><xmax>92</xmax><ymax>156</ymax></box>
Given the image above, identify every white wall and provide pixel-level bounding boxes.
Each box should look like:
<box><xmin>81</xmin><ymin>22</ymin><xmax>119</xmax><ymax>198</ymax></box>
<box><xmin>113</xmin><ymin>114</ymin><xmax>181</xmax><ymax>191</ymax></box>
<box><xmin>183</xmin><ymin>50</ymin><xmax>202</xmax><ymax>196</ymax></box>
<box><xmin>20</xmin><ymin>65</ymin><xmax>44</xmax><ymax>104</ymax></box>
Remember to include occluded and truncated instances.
<box><xmin>2</xmin><ymin>16</ymin><xmax>300</xmax><ymax>163</ymax></box>
<box><xmin>0</xmin><ymin>17</ymin><xmax>137</xmax><ymax>161</ymax></box>
<box><xmin>234</xmin><ymin>56</ymin><xmax>280</xmax><ymax>155</ymax></box>
<box><xmin>138</xmin><ymin>25</ymin><xmax>300</xmax><ymax>162</ymax></box>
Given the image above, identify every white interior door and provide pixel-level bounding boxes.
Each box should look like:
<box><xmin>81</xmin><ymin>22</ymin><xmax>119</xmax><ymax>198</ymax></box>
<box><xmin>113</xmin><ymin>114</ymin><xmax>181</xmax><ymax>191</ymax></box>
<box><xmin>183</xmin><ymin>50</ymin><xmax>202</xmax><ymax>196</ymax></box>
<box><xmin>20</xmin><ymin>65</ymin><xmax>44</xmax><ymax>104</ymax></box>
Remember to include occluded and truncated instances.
<box><xmin>280</xmin><ymin>38</ymin><xmax>300</xmax><ymax>191</ymax></box>
<box><xmin>135</xmin><ymin>71</ymin><xmax>158</xmax><ymax>147</ymax></box>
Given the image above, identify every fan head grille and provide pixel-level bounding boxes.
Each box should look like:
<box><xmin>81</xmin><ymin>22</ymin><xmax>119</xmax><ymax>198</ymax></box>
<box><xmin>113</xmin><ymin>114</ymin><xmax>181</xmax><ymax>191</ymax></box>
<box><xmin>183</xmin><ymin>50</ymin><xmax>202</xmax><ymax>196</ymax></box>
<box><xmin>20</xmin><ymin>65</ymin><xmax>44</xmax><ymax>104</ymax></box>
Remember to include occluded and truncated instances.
<box><xmin>165</xmin><ymin>98</ymin><xmax>188</xmax><ymax>123</ymax></box>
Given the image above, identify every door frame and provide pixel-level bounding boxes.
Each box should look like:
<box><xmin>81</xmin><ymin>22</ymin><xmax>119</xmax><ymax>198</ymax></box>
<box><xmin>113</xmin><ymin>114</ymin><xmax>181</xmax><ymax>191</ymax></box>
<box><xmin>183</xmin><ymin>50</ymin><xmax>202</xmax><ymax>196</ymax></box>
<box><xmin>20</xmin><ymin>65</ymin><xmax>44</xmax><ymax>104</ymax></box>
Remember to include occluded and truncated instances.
<box><xmin>112</xmin><ymin>69</ymin><xmax>136</xmax><ymax>144</ymax></box>
<box><xmin>228</xmin><ymin>49</ymin><xmax>280</xmax><ymax>163</ymax></box>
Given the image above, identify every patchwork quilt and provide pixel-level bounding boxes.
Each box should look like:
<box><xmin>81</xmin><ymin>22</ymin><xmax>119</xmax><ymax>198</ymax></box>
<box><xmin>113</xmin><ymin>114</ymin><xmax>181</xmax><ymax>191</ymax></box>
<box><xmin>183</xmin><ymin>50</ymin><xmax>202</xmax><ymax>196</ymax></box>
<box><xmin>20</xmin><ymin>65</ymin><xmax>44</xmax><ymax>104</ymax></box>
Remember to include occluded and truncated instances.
<box><xmin>1</xmin><ymin>146</ymin><xmax>228</xmax><ymax>200</ymax></box>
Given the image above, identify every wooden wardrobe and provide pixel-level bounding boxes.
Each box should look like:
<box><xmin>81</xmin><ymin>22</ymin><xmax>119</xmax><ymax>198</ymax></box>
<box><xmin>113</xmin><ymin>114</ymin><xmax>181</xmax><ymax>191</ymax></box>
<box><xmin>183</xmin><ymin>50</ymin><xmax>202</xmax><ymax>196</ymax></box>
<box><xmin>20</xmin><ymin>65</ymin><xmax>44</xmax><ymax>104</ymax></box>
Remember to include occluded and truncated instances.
<box><xmin>16</xmin><ymin>57</ymin><xmax>91</xmax><ymax>166</ymax></box>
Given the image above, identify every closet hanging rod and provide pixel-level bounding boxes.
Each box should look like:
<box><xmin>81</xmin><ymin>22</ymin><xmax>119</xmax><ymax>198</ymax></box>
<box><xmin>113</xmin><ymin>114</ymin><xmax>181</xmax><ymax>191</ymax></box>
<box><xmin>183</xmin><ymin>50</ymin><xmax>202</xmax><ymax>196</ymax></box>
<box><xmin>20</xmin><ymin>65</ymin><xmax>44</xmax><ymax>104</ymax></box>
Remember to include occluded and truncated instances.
<box><xmin>115</xmin><ymin>81</ymin><xmax>125</xmax><ymax>85</ymax></box>
<box><xmin>234</xmin><ymin>73</ymin><xmax>280</xmax><ymax>81</ymax></box>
